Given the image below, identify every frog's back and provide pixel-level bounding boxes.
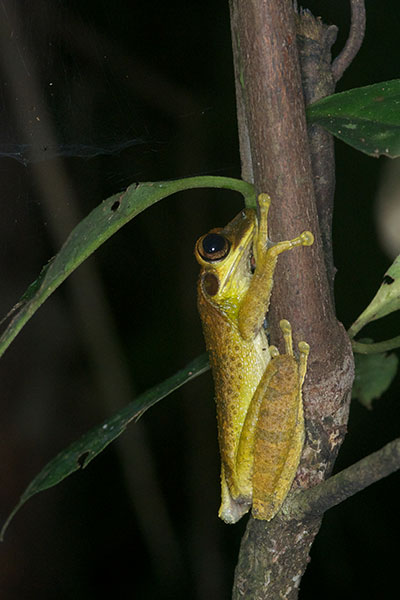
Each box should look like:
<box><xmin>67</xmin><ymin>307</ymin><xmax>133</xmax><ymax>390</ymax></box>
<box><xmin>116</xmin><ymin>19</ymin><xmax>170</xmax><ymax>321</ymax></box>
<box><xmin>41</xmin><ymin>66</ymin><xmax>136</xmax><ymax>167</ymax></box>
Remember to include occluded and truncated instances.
<box><xmin>197</xmin><ymin>288</ymin><xmax>269</xmax><ymax>478</ymax></box>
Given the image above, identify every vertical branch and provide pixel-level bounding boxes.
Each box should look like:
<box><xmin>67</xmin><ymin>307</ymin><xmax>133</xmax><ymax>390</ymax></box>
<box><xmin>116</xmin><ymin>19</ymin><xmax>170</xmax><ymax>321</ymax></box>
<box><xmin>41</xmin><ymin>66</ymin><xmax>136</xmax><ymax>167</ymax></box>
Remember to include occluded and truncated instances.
<box><xmin>229</xmin><ymin>0</ymin><xmax>347</xmax><ymax>377</ymax></box>
<box><xmin>295</xmin><ymin>9</ymin><xmax>338</xmax><ymax>295</ymax></box>
<box><xmin>229</xmin><ymin>1</ymin><xmax>355</xmax><ymax>597</ymax></box>
<box><xmin>229</xmin><ymin>7</ymin><xmax>254</xmax><ymax>183</ymax></box>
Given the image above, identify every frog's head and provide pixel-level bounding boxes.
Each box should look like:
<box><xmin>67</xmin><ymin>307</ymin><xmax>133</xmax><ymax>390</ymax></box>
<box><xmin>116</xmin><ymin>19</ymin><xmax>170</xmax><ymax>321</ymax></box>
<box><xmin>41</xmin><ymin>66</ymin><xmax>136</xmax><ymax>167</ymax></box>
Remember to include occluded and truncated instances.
<box><xmin>195</xmin><ymin>209</ymin><xmax>257</xmax><ymax>314</ymax></box>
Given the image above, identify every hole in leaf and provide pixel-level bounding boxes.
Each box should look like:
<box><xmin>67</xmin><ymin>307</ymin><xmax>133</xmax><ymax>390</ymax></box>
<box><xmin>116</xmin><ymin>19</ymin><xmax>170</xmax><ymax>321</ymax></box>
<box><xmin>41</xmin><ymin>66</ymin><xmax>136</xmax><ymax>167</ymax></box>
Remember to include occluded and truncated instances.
<box><xmin>77</xmin><ymin>451</ymin><xmax>90</xmax><ymax>468</ymax></box>
<box><xmin>383</xmin><ymin>275</ymin><xmax>395</xmax><ymax>285</ymax></box>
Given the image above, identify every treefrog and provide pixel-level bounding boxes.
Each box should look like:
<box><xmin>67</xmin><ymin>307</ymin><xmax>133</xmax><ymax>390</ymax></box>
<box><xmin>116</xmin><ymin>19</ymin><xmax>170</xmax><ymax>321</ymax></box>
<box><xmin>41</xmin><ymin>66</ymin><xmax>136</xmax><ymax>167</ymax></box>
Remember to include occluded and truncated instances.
<box><xmin>194</xmin><ymin>194</ymin><xmax>313</xmax><ymax>523</ymax></box>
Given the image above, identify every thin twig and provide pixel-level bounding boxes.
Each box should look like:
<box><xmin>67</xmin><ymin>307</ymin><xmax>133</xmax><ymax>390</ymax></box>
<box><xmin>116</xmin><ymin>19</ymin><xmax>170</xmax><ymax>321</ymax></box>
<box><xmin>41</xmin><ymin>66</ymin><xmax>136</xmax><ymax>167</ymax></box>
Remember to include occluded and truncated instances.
<box><xmin>287</xmin><ymin>437</ymin><xmax>400</xmax><ymax>519</ymax></box>
<box><xmin>332</xmin><ymin>0</ymin><xmax>366</xmax><ymax>82</ymax></box>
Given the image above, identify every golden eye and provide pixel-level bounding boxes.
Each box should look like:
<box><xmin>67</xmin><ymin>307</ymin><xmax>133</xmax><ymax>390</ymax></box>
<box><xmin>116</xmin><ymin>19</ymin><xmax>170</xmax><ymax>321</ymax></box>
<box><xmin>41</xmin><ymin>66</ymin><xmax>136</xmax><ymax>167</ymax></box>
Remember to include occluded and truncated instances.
<box><xmin>198</xmin><ymin>233</ymin><xmax>230</xmax><ymax>262</ymax></box>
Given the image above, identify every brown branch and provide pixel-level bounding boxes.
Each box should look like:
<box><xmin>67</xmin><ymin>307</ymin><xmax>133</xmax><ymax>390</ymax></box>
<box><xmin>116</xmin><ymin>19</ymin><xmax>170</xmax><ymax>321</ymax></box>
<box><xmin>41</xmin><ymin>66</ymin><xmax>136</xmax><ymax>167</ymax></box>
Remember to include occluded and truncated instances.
<box><xmin>229</xmin><ymin>12</ymin><xmax>254</xmax><ymax>183</ymax></box>
<box><xmin>229</xmin><ymin>0</ymin><xmax>354</xmax><ymax>597</ymax></box>
<box><xmin>332</xmin><ymin>0</ymin><xmax>366</xmax><ymax>82</ymax></box>
<box><xmin>286</xmin><ymin>437</ymin><xmax>400</xmax><ymax>519</ymax></box>
<box><xmin>295</xmin><ymin>9</ymin><xmax>338</xmax><ymax>296</ymax></box>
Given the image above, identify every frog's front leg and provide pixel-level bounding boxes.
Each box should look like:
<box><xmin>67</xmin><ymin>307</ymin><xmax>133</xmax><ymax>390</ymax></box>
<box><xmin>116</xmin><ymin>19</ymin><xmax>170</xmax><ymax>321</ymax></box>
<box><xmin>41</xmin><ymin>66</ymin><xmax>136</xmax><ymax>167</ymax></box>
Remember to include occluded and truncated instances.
<box><xmin>237</xmin><ymin>320</ymin><xmax>310</xmax><ymax>521</ymax></box>
<box><xmin>238</xmin><ymin>194</ymin><xmax>314</xmax><ymax>342</ymax></box>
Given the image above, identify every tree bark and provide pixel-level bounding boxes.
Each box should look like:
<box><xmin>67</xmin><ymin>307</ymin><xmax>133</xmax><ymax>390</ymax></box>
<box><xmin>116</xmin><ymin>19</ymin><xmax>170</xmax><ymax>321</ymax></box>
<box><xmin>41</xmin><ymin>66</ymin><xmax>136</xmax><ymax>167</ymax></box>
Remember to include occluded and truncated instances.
<box><xmin>229</xmin><ymin>1</ymin><xmax>355</xmax><ymax>597</ymax></box>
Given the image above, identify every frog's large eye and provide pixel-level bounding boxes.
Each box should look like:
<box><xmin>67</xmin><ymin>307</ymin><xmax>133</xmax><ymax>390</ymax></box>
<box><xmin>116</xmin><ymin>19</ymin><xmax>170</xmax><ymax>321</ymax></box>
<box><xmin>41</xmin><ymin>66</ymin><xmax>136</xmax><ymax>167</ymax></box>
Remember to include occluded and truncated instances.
<box><xmin>198</xmin><ymin>233</ymin><xmax>230</xmax><ymax>262</ymax></box>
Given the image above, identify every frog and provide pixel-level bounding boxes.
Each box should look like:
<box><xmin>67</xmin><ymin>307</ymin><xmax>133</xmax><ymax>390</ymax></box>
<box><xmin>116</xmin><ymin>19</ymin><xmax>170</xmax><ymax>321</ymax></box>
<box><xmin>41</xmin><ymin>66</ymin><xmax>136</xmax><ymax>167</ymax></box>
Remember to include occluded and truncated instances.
<box><xmin>194</xmin><ymin>193</ymin><xmax>313</xmax><ymax>523</ymax></box>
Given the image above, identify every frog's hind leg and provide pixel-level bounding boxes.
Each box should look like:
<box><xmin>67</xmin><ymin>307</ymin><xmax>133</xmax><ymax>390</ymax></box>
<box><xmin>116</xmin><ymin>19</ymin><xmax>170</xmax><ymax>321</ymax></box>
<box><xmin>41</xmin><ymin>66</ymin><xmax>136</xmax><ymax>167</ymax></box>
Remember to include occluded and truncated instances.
<box><xmin>252</xmin><ymin>395</ymin><xmax>304</xmax><ymax>521</ymax></box>
<box><xmin>252</xmin><ymin>322</ymin><xmax>309</xmax><ymax>521</ymax></box>
<box><xmin>266</xmin><ymin>340</ymin><xmax>310</xmax><ymax>517</ymax></box>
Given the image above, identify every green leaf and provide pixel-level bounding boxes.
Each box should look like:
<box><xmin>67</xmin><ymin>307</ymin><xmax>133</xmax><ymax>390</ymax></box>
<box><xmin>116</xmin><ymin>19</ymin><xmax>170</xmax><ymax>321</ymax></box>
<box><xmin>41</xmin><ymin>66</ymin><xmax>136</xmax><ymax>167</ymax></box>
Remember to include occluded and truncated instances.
<box><xmin>352</xmin><ymin>346</ymin><xmax>398</xmax><ymax>409</ymax></box>
<box><xmin>307</xmin><ymin>79</ymin><xmax>400</xmax><ymax>158</ymax></box>
<box><xmin>349</xmin><ymin>254</ymin><xmax>400</xmax><ymax>338</ymax></box>
<box><xmin>0</xmin><ymin>353</ymin><xmax>210</xmax><ymax>540</ymax></box>
<box><xmin>0</xmin><ymin>176</ymin><xmax>255</xmax><ymax>358</ymax></box>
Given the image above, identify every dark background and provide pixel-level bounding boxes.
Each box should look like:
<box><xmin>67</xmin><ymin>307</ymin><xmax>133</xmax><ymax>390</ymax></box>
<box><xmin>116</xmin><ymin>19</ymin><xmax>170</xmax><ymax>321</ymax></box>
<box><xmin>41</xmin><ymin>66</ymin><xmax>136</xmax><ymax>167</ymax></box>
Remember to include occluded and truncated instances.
<box><xmin>0</xmin><ymin>1</ymin><xmax>399</xmax><ymax>598</ymax></box>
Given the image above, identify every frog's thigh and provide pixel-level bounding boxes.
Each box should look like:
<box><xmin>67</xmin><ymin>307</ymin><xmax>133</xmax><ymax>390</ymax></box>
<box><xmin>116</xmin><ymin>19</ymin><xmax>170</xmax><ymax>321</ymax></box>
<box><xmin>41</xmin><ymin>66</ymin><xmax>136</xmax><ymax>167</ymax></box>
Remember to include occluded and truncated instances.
<box><xmin>253</xmin><ymin>401</ymin><xmax>304</xmax><ymax>520</ymax></box>
<box><xmin>274</xmin><ymin>401</ymin><xmax>304</xmax><ymax>494</ymax></box>
<box><xmin>251</xmin><ymin>368</ymin><xmax>303</xmax><ymax>521</ymax></box>
<box><xmin>235</xmin><ymin>361</ymin><xmax>278</xmax><ymax>496</ymax></box>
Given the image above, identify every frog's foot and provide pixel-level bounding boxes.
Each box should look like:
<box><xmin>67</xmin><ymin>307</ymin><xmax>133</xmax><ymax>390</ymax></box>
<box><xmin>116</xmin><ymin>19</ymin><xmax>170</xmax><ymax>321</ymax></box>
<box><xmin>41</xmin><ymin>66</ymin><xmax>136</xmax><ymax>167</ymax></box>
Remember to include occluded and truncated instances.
<box><xmin>277</xmin><ymin>319</ymin><xmax>310</xmax><ymax>379</ymax></box>
<box><xmin>255</xmin><ymin>194</ymin><xmax>314</xmax><ymax>264</ymax></box>
<box><xmin>218</xmin><ymin>496</ymin><xmax>251</xmax><ymax>525</ymax></box>
<box><xmin>219</xmin><ymin>469</ymin><xmax>251</xmax><ymax>524</ymax></box>
<box><xmin>298</xmin><ymin>342</ymin><xmax>309</xmax><ymax>387</ymax></box>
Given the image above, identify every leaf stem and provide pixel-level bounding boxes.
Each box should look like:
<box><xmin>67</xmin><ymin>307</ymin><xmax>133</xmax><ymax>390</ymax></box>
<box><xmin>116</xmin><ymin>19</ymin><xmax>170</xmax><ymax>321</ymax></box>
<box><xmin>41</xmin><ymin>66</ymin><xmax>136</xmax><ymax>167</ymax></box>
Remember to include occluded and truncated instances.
<box><xmin>351</xmin><ymin>336</ymin><xmax>400</xmax><ymax>354</ymax></box>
